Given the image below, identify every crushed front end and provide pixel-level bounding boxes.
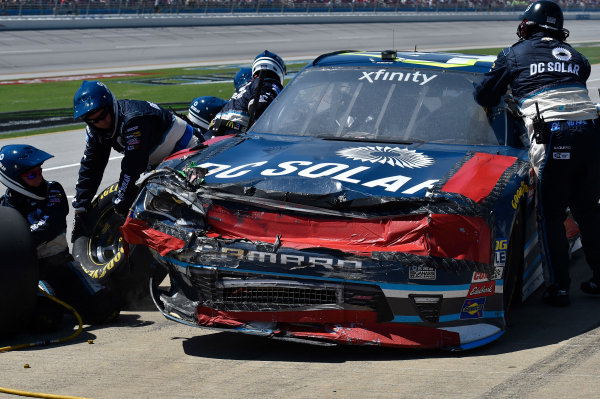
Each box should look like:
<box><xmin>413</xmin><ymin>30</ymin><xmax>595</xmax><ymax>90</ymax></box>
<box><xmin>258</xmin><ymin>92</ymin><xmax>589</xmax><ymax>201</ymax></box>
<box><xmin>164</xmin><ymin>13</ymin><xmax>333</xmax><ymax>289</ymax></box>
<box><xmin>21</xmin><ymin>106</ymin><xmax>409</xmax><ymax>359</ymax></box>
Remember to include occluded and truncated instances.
<box><xmin>122</xmin><ymin>157</ymin><xmax>512</xmax><ymax>350</ymax></box>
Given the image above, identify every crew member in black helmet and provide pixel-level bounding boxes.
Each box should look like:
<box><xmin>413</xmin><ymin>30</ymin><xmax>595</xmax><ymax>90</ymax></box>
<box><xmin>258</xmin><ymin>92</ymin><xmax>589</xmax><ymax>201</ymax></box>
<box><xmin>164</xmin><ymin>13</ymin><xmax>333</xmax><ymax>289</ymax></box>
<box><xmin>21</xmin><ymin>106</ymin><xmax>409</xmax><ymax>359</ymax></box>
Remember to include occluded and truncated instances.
<box><xmin>474</xmin><ymin>1</ymin><xmax>600</xmax><ymax>306</ymax></box>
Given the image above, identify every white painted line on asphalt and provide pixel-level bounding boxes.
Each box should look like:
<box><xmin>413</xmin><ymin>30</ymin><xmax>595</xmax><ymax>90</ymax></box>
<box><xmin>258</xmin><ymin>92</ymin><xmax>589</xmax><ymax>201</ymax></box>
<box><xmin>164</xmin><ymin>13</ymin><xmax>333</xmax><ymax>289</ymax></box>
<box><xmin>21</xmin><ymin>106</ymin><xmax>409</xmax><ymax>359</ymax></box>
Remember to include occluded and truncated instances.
<box><xmin>44</xmin><ymin>155</ymin><xmax>124</xmax><ymax>171</ymax></box>
<box><xmin>236</xmin><ymin>38</ymin><xmax>292</xmax><ymax>44</ymax></box>
<box><xmin>3</xmin><ymin>49</ymin><xmax>53</xmax><ymax>54</ymax></box>
<box><xmin>115</xmin><ymin>43</ymin><xmax>183</xmax><ymax>49</ymax></box>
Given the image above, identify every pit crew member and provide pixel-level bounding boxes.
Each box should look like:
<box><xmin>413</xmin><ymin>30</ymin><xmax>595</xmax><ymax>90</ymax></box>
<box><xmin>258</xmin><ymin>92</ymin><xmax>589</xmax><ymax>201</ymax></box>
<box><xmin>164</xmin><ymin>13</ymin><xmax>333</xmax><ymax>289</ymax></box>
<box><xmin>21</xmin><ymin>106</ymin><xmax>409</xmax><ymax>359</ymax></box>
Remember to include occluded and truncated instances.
<box><xmin>0</xmin><ymin>144</ymin><xmax>120</xmax><ymax>327</ymax></box>
<box><xmin>474</xmin><ymin>0</ymin><xmax>600</xmax><ymax>306</ymax></box>
<box><xmin>71</xmin><ymin>80</ymin><xmax>200</xmax><ymax>240</ymax></box>
<box><xmin>207</xmin><ymin>50</ymin><xmax>286</xmax><ymax>136</ymax></box>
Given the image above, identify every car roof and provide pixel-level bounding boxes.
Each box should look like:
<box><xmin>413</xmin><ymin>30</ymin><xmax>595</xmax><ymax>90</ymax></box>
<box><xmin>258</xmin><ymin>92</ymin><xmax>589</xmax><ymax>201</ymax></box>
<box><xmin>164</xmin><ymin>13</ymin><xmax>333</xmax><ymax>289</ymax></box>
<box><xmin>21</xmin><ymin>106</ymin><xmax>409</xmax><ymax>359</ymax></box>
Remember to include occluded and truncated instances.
<box><xmin>310</xmin><ymin>50</ymin><xmax>496</xmax><ymax>74</ymax></box>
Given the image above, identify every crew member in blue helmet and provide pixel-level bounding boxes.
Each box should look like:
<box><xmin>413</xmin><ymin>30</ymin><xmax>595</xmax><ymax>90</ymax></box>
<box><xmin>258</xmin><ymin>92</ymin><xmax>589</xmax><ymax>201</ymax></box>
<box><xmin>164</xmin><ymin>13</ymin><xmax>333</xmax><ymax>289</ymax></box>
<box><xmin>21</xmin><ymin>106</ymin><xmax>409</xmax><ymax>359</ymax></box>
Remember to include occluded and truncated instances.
<box><xmin>71</xmin><ymin>81</ymin><xmax>200</xmax><ymax>240</ymax></box>
<box><xmin>233</xmin><ymin>67</ymin><xmax>253</xmax><ymax>91</ymax></box>
<box><xmin>186</xmin><ymin>96</ymin><xmax>227</xmax><ymax>140</ymax></box>
<box><xmin>208</xmin><ymin>50</ymin><xmax>286</xmax><ymax>136</ymax></box>
<box><xmin>0</xmin><ymin>144</ymin><xmax>120</xmax><ymax>327</ymax></box>
<box><xmin>474</xmin><ymin>1</ymin><xmax>600</xmax><ymax>306</ymax></box>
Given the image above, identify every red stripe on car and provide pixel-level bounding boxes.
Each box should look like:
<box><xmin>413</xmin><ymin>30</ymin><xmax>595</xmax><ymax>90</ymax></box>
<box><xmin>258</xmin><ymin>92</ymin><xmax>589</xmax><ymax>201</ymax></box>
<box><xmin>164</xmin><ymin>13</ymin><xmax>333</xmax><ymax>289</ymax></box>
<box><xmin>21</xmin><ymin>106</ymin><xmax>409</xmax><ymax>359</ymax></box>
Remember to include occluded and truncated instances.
<box><xmin>441</xmin><ymin>152</ymin><xmax>517</xmax><ymax>203</ymax></box>
<box><xmin>207</xmin><ymin>206</ymin><xmax>491</xmax><ymax>263</ymax></box>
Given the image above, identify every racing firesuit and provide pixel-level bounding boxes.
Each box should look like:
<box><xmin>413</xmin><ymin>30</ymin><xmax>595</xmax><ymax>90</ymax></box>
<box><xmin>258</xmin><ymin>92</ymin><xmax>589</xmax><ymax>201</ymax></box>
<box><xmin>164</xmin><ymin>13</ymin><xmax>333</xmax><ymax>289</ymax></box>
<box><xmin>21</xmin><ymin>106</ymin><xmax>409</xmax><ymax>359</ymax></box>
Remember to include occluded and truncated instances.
<box><xmin>0</xmin><ymin>181</ymin><xmax>120</xmax><ymax>325</ymax></box>
<box><xmin>474</xmin><ymin>32</ymin><xmax>600</xmax><ymax>292</ymax></box>
<box><xmin>72</xmin><ymin>100</ymin><xmax>198</xmax><ymax>216</ymax></box>
<box><xmin>207</xmin><ymin>75</ymin><xmax>282</xmax><ymax>136</ymax></box>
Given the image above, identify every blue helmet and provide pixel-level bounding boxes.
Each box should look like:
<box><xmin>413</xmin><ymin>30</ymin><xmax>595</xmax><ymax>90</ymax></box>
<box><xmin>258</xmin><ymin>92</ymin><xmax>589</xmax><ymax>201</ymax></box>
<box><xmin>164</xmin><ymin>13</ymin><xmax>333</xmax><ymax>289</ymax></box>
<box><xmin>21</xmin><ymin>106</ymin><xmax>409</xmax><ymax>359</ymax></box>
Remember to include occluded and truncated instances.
<box><xmin>73</xmin><ymin>80</ymin><xmax>115</xmax><ymax>120</ymax></box>
<box><xmin>234</xmin><ymin>67</ymin><xmax>253</xmax><ymax>91</ymax></box>
<box><xmin>0</xmin><ymin>144</ymin><xmax>53</xmax><ymax>200</ymax></box>
<box><xmin>252</xmin><ymin>50</ymin><xmax>286</xmax><ymax>85</ymax></box>
<box><xmin>188</xmin><ymin>96</ymin><xmax>227</xmax><ymax>132</ymax></box>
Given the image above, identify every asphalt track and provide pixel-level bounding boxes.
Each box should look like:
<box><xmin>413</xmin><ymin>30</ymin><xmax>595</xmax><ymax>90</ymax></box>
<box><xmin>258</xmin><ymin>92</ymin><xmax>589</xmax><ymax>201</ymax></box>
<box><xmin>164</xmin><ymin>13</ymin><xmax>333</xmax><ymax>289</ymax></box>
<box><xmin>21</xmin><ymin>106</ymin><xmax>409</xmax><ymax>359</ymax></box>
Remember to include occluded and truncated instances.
<box><xmin>1</xmin><ymin>22</ymin><xmax>600</xmax><ymax>399</ymax></box>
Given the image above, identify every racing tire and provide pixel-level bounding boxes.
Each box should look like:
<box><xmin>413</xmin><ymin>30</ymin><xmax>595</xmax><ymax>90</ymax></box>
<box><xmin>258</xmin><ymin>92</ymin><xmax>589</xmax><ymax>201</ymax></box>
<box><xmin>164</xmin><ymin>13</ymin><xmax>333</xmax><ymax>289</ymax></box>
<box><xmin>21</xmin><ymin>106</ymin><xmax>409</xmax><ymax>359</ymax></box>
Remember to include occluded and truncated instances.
<box><xmin>0</xmin><ymin>206</ymin><xmax>39</xmax><ymax>337</ymax></box>
<box><xmin>502</xmin><ymin>204</ymin><xmax>525</xmax><ymax>323</ymax></box>
<box><xmin>72</xmin><ymin>183</ymin><xmax>166</xmax><ymax>308</ymax></box>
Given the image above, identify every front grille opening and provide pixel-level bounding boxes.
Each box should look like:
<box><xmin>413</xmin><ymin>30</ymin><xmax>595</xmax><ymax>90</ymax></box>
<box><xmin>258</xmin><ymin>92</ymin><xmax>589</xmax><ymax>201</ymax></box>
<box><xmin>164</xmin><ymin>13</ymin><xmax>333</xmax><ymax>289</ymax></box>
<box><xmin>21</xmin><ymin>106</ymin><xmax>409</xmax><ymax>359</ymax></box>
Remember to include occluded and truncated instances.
<box><xmin>409</xmin><ymin>294</ymin><xmax>443</xmax><ymax>324</ymax></box>
<box><xmin>222</xmin><ymin>286</ymin><xmax>337</xmax><ymax>306</ymax></box>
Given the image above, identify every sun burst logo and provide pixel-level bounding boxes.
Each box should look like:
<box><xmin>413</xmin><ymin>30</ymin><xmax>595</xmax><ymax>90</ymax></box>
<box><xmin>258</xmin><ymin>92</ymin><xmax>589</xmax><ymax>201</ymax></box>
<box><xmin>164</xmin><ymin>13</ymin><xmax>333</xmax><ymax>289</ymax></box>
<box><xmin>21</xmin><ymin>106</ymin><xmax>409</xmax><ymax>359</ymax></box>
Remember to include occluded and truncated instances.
<box><xmin>336</xmin><ymin>146</ymin><xmax>434</xmax><ymax>169</ymax></box>
<box><xmin>552</xmin><ymin>47</ymin><xmax>572</xmax><ymax>61</ymax></box>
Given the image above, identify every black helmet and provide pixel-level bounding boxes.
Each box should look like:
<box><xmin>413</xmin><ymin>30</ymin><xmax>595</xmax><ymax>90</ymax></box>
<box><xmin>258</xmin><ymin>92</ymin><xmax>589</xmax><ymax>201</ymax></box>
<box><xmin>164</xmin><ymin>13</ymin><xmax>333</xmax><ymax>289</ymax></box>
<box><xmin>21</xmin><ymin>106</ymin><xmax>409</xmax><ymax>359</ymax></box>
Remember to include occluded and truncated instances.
<box><xmin>517</xmin><ymin>1</ymin><xmax>569</xmax><ymax>40</ymax></box>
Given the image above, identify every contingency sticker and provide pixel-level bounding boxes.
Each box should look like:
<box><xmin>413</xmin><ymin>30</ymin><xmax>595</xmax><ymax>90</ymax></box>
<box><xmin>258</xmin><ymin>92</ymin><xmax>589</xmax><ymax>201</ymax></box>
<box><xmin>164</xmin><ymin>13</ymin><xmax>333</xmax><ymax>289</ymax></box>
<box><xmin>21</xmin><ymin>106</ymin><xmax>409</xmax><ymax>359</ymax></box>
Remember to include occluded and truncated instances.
<box><xmin>409</xmin><ymin>265</ymin><xmax>436</xmax><ymax>280</ymax></box>
<box><xmin>460</xmin><ymin>298</ymin><xmax>485</xmax><ymax>319</ymax></box>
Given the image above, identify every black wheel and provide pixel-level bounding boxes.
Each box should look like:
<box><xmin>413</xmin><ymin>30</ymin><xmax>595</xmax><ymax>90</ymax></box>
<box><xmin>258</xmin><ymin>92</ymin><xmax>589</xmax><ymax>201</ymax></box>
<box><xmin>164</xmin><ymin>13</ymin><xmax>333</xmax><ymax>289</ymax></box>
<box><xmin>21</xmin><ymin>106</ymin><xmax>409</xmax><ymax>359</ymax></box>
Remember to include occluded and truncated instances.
<box><xmin>503</xmin><ymin>205</ymin><xmax>525</xmax><ymax>321</ymax></box>
<box><xmin>73</xmin><ymin>183</ymin><xmax>126</xmax><ymax>283</ymax></box>
<box><xmin>72</xmin><ymin>183</ymin><xmax>166</xmax><ymax>308</ymax></box>
<box><xmin>0</xmin><ymin>206</ymin><xmax>39</xmax><ymax>336</ymax></box>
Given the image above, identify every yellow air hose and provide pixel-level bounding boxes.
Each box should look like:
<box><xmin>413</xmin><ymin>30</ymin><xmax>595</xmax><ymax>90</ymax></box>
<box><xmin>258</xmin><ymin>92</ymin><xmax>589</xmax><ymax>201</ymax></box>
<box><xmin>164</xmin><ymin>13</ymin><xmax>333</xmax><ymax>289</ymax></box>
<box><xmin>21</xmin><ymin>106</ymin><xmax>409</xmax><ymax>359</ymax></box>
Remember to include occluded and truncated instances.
<box><xmin>0</xmin><ymin>288</ymin><xmax>83</xmax><ymax>353</ymax></box>
<box><xmin>0</xmin><ymin>289</ymin><xmax>92</xmax><ymax>399</ymax></box>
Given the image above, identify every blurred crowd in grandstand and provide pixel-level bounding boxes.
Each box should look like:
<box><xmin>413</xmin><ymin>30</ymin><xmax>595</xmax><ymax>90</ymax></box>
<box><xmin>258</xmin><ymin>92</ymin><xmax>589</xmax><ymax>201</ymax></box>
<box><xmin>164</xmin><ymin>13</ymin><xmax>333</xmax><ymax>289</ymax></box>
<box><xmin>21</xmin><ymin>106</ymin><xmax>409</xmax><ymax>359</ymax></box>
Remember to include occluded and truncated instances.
<box><xmin>0</xmin><ymin>0</ymin><xmax>599</xmax><ymax>16</ymax></box>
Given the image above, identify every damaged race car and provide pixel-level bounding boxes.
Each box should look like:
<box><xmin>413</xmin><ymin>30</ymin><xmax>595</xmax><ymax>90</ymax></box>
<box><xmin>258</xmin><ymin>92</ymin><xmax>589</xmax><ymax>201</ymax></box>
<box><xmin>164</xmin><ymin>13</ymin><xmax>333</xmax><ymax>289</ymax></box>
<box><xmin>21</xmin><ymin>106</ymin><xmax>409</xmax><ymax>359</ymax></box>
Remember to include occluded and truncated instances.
<box><xmin>122</xmin><ymin>50</ymin><xmax>547</xmax><ymax>350</ymax></box>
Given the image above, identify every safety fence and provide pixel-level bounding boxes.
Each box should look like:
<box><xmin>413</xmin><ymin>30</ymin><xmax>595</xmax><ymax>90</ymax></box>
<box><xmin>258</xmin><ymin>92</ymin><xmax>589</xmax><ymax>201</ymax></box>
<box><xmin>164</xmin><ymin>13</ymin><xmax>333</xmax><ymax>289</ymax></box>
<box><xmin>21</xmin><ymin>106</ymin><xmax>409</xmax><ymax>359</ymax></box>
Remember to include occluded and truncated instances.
<box><xmin>2</xmin><ymin>0</ymin><xmax>599</xmax><ymax>17</ymax></box>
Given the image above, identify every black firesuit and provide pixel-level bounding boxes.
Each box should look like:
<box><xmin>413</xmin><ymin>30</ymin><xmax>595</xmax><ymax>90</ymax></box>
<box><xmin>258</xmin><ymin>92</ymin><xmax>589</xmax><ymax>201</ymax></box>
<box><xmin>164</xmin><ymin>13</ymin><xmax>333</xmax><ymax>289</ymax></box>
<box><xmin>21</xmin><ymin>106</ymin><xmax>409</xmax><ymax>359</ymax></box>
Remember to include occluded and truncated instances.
<box><xmin>207</xmin><ymin>73</ymin><xmax>282</xmax><ymax>136</ymax></box>
<box><xmin>0</xmin><ymin>181</ymin><xmax>119</xmax><ymax>326</ymax></box>
<box><xmin>474</xmin><ymin>32</ymin><xmax>600</xmax><ymax>292</ymax></box>
<box><xmin>73</xmin><ymin>100</ymin><xmax>196</xmax><ymax>215</ymax></box>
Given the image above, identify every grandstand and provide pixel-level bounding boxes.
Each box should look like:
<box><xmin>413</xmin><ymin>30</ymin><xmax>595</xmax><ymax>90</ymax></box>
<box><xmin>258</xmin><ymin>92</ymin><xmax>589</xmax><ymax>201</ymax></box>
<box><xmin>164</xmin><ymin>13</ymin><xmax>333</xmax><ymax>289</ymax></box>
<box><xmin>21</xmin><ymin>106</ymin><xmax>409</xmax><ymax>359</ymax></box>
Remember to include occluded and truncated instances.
<box><xmin>1</xmin><ymin>0</ymin><xmax>598</xmax><ymax>18</ymax></box>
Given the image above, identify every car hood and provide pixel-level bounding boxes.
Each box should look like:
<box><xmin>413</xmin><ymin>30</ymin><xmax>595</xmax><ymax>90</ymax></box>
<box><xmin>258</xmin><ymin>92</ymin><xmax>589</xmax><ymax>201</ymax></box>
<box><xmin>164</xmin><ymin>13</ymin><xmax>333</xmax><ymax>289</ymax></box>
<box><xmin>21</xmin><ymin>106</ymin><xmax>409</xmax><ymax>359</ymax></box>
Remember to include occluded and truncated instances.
<box><xmin>166</xmin><ymin>134</ymin><xmax>518</xmax><ymax>207</ymax></box>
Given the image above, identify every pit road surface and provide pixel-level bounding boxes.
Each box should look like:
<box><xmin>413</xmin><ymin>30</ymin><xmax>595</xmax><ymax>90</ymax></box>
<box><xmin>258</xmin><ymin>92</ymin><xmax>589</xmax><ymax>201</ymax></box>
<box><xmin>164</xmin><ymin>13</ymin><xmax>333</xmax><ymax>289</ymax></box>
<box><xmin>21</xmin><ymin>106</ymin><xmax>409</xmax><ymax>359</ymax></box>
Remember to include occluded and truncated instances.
<box><xmin>1</xmin><ymin>22</ymin><xmax>600</xmax><ymax>399</ymax></box>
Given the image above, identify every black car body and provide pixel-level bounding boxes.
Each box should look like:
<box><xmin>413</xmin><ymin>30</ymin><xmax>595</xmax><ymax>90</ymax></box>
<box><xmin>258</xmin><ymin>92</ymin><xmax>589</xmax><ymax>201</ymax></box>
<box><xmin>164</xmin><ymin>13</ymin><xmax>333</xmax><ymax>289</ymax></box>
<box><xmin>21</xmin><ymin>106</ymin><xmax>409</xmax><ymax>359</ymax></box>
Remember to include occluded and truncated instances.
<box><xmin>122</xmin><ymin>50</ymin><xmax>545</xmax><ymax>350</ymax></box>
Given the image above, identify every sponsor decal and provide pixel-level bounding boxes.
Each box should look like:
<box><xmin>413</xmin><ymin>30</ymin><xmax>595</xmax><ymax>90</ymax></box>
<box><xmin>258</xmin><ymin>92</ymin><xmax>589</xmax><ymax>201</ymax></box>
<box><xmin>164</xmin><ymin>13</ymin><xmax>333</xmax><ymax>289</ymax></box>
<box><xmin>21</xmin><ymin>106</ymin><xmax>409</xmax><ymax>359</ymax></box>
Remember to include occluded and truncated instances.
<box><xmin>553</xmin><ymin>152</ymin><xmax>571</xmax><ymax>160</ymax></box>
<box><xmin>512</xmin><ymin>181</ymin><xmax>528</xmax><ymax>209</ymax></box>
<box><xmin>491</xmin><ymin>266</ymin><xmax>504</xmax><ymax>280</ymax></box>
<box><xmin>358</xmin><ymin>69</ymin><xmax>437</xmax><ymax>86</ymax></box>
<box><xmin>567</xmin><ymin>120</ymin><xmax>588</xmax><ymax>127</ymax></box>
<box><xmin>197</xmin><ymin>244</ymin><xmax>363</xmax><ymax>270</ymax></box>
<box><xmin>529</xmin><ymin>61</ymin><xmax>580</xmax><ymax>76</ymax></box>
<box><xmin>199</xmin><ymin>159</ymin><xmax>439</xmax><ymax>194</ymax></box>
<box><xmin>145</xmin><ymin>101</ymin><xmax>160</xmax><ymax>110</ymax></box>
<box><xmin>472</xmin><ymin>272</ymin><xmax>489</xmax><ymax>283</ymax></box>
<box><xmin>472</xmin><ymin>267</ymin><xmax>504</xmax><ymax>283</ymax></box>
<box><xmin>225</xmin><ymin>121</ymin><xmax>242</xmax><ymax>131</ymax></box>
<box><xmin>460</xmin><ymin>297</ymin><xmax>485</xmax><ymax>319</ymax></box>
<box><xmin>467</xmin><ymin>281</ymin><xmax>496</xmax><ymax>298</ymax></box>
<box><xmin>31</xmin><ymin>216</ymin><xmax>48</xmax><ymax>231</ymax></box>
<box><xmin>336</xmin><ymin>146</ymin><xmax>434</xmax><ymax>169</ymax></box>
<box><xmin>552</xmin><ymin>47</ymin><xmax>571</xmax><ymax>61</ymax></box>
<box><xmin>115</xmin><ymin>175</ymin><xmax>130</xmax><ymax>202</ymax></box>
<box><xmin>409</xmin><ymin>265</ymin><xmax>436</xmax><ymax>280</ymax></box>
<box><xmin>495</xmin><ymin>239</ymin><xmax>507</xmax><ymax>267</ymax></box>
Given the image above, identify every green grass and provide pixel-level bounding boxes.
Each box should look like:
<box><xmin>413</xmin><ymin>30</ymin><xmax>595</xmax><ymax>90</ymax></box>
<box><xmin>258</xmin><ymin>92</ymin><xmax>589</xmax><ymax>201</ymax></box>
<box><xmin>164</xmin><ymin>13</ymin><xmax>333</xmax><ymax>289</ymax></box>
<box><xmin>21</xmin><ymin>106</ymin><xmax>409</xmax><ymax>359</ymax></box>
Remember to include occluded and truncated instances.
<box><xmin>452</xmin><ymin>43</ymin><xmax>600</xmax><ymax>64</ymax></box>
<box><xmin>1</xmin><ymin>67</ymin><xmax>240</xmax><ymax>113</ymax></box>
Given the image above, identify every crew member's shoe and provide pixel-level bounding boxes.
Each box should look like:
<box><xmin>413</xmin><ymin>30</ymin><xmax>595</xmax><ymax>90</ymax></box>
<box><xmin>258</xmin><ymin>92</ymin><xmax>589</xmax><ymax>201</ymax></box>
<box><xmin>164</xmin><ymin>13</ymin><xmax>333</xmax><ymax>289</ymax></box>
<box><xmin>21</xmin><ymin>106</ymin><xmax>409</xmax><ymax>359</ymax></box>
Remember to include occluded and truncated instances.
<box><xmin>541</xmin><ymin>286</ymin><xmax>570</xmax><ymax>307</ymax></box>
<box><xmin>581</xmin><ymin>279</ymin><xmax>600</xmax><ymax>295</ymax></box>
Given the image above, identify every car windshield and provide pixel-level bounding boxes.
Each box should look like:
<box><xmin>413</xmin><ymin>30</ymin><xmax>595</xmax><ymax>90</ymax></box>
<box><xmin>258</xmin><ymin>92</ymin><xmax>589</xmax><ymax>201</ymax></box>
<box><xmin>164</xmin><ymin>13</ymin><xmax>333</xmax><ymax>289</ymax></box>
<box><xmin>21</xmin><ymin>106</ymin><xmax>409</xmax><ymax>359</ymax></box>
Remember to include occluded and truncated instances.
<box><xmin>253</xmin><ymin>66</ymin><xmax>507</xmax><ymax>146</ymax></box>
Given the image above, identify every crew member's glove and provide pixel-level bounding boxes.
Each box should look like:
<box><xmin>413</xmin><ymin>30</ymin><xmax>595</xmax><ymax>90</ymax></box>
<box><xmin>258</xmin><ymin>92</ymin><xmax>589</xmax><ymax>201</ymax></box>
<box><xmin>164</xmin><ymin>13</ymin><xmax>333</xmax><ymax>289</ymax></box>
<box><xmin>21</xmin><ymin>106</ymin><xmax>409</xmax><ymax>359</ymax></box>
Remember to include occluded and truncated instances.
<box><xmin>71</xmin><ymin>208</ymin><xmax>90</xmax><ymax>243</ymax></box>
<box><xmin>503</xmin><ymin>95</ymin><xmax>521</xmax><ymax>118</ymax></box>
